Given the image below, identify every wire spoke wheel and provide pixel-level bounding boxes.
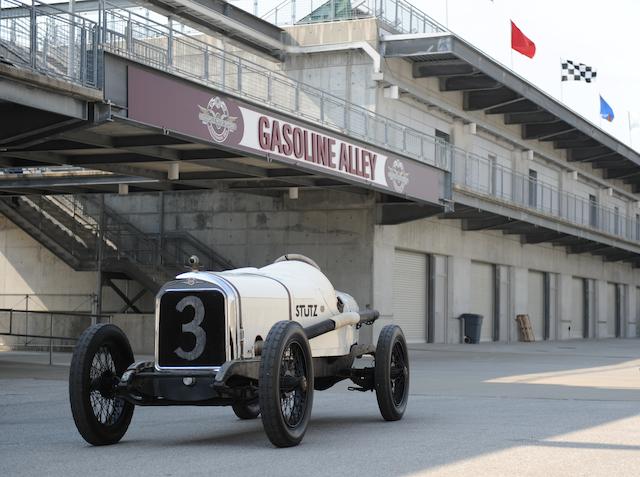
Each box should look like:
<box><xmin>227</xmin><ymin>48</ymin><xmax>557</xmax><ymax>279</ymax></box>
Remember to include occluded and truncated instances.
<box><xmin>389</xmin><ymin>341</ymin><xmax>407</xmax><ymax>406</ymax></box>
<box><xmin>279</xmin><ymin>342</ymin><xmax>308</xmax><ymax>428</ymax></box>
<box><xmin>88</xmin><ymin>346</ymin><xmax>125</xmax><ymax>426</ymax></box>
<box><xmin>259</xmin><ymin>321</ymin><xmax>314</xmax><ymax>447</ymax></box>
<box><xmin>69</xmin><ymin>324</ymin><xmax>135</xmax><ymax>446</ymax></box>
<box><xmin>375</xmin><ymin>325</ymin><xmax>409</xmax><ymax>421</ymax></box>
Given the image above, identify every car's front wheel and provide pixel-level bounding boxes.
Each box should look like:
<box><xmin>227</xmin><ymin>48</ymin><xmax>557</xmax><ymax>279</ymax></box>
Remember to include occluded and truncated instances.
<box><xmin>259</xmin><ymin>321</ymin><xmax>314</xmax><ymax>447</ymax></box>
<box><xmin>374</xmin><ymin>324</ymin><xmax>409</xmax><ymax>421</ymax></box>
<box><xmin>69</xmin><ymin>324</ymin><xmax>135</xmax><ymax>446</ymax></box>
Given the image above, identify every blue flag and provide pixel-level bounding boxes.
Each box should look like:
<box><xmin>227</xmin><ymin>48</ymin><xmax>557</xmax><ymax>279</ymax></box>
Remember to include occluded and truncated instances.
<box><xmin>600</xmin><ymin>95</ymin><xmax>614</xmax><ymax>122</ymax></box>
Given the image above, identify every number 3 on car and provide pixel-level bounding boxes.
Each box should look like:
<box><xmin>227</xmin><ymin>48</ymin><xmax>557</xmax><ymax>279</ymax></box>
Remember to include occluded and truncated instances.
<box><xmin>69</xmin><ymin>254</ymin><xmax>409</xmax><ymax>447</ymax></box>
<box><xmin>173</xmin><ymin>296</ymin><xmax>206</xmax><ymax>361</ymax></box>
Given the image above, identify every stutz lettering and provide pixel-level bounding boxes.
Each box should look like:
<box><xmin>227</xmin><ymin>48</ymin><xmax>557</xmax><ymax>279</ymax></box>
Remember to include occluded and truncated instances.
<box><xmin>256</xmin><ymin>116</ymin><xmax>376</xmax><ymax>181</ymax></box>
<box><xmin>295</xmin><ymin>304</ymin><xmax>318</xmax><ymax>318</ymax></box>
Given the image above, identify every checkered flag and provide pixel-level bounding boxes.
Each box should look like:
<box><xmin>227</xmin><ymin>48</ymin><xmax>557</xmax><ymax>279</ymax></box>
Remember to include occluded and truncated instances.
<box><xmin>561</xmin><ymin>59</ymin><xmax>597</xmax><ymax>83</ymax></box>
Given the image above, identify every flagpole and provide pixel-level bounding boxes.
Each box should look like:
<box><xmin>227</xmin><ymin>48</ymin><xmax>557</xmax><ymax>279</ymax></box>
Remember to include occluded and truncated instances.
<box><xmin>629</xmin><ymin>111</ymin><xmax>634</xmax><ymax>147</ymax></box>
<box><xmin>559</xmin><ymin>57</ymin><xmax>565</xmax><ymax>103</ymax></box>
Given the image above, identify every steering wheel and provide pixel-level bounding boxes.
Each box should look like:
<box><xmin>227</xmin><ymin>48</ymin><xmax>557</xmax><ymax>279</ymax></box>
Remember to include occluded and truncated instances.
<box><xmin>273</xmin><ymin>254</ymin><xmax>321</xmax><ymax>271</ymax></box>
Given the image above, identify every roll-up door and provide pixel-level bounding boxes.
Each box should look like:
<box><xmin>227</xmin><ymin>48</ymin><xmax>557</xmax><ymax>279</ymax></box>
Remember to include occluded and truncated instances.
<box><xmin>470</xmin><ymin>262</ymin><xmax>494</xmax><ymax>342</ymax></box>
<box><xmin>392</xmin><ymin>250</ymin><xmax>428</xmax><ymax>343</ymax></box>
<box><xmin>528</xmin><ymin>271</ymin><xmax>545</xmax><ymax>340</ymax></box>
<box><xmin>607</xmin><ymin>283</ymin><xmax>617</xmax><ymax>338</ymax></box>
<box><xmin>571</xmin><ymin>278</ymin><xmax>585</xmax><ymax>338</ymax></box>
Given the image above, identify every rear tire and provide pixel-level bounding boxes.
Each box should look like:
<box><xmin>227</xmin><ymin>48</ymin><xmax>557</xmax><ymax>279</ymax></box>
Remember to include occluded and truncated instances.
<box><xmin>375</xmin><ymin>325</ymin><xmax>409</xmax><ymax>421</ymax></box>
<box><xmin>69</xmin><ymin>324</ymin><xmax>135</xmax><ymax>446</ymax></box>
<box><xmin>232</xmin><ymin>400</ymin><xmax>260</xmax><ymax>420</ymax></box>
<box><xmin>259</xmin><ymin>321</ymin><xmax>314</xmax><ymax>447</ymax></box>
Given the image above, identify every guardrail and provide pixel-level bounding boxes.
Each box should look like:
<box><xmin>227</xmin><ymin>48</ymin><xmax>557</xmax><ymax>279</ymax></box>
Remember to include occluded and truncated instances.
<box><xmin>0</xmin><ymin>0</ymin><xmax>99</xmax><ymax>87</ymax></box>
<box><xmin>0</xmin><ymin>0</ymin><xmax>452</xmax><ymax>171</ymax></box>
<box><xmin>0</xmin><ymin>308</ymin><xmax>110</xmax><ymax>364</ymax></box>
<box><xmin>2</xmin><ymin>1</ymin><xmax>640</xmax><ymax>244</ymax></box>
<box><xmin>452</xmin><ymin>149</ymin><xmax>640</xmax><ymax>243</ymax></box>
<box><xmin>257</xmin><ymin>0</ymin><xmax>446</xmax><ymax>33</ymax></box>
<box><xmin>100</xmin><ymin>2</ymin><xmax>451</xmax><ymax>171</ymax></box>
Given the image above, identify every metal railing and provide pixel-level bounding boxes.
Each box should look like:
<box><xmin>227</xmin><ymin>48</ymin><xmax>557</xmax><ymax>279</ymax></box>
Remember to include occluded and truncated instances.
<box><xmin>0</xmin><ymin>0</ymin><xmax>99</xmax><ymax>87</ymax></box>
<box><xmin>452</xmin><ymin>149</ymin><xmax>640</xmax><ymax>242</ymax></box>
<box><xmin>257</xmin><ymin>0</ymin><xmax>446</xmax><ymax>33</ymax></box>
<box><xmin>2</xmin><ymin>2</ymin><xmax>640</xmax><ymax>245</ymax></box>
<box><xmin>0</xmin><ymin>308</ymin><xmax>110</xmax><ymax>364</ymax></box>
<box><xmin>0</xmin><ymin>0</ymin><xmax>452</xmax><ymax>171</ymax></box>
<box><xmin>12</xmin><ymin>193</ymin><xmax>232</xmax><ymax>274</ymax></box>
<box><xmin>99</xmin><ymin>2</ymin><xmax>451</xmax><ymax>170</ymax></box>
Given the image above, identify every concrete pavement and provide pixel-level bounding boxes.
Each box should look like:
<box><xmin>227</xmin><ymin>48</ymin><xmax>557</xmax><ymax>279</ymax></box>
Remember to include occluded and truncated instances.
<box><xmin>1</xmin><ymin>340</ymin><xmax>639</xmax><ymax>476</ymax></box>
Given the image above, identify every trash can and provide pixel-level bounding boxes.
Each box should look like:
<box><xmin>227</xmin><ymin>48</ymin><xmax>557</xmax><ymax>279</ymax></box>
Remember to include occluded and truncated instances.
<box><xmin>459</xmin><ymin>314</ymin><xmax>483</xmax><ymax>344</ymax></box>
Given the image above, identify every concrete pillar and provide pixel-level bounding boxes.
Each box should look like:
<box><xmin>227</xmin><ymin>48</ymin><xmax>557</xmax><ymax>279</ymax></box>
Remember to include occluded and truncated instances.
<box><xmin>556</xmin><ymin>274</ymin><xmax>572</xmax><ymax>340</ymax></box>
<box><xmin>431</xmin><ymin>254</ymin><xmax>448</xmax><ymax>344</ymax></box>
<box><xmin>496</xmin><ymin>265</ymin><xmax>510</xmax><ymax>343</ymax></box>
<box><xmin>371</xmin><ymin>225</ymin><xmax>395</xmax><ymax>341</ymax></box>
<box><xmin>451</xmin><ymin>119</ymin><xmax>469</xmax><ymax>150</ymax></box>
<box><xmin>628</xmin><ymin>285</ymin><xmax>638</xmax><ymax>338</ymax></box>
<box><xmin>587</xmin><ymin>279</ymin><xmax>597</xmax><ymax>338</ymax></box>
<box><xmin>510</xmin><ymin>267</ymin><xmax>529</xmax><ymax>342</ymax></box>
<box><xmin>594</xmin><ymin>279</ymin><xmax>608</xmax><ymax>339</ymax></box>
<box><xmin>548</xmin><ymin>273</ymin><xmax>559</xmax><ymax>340</ymax></box>
<box><xmin>447</xmin><ymin>256</ymin><xmax>471</xmax><ymax>343</ymax></box>
<box><xmin>621</xmin><ymin>284</ymin><xmax>630</xmax><ymax>338</ymax></box>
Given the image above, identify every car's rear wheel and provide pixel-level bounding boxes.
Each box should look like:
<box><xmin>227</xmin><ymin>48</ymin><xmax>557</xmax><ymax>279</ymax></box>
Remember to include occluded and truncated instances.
<box><xmin>69</xmin><ymin>324</ymin><xmax>135</xmax><ymax>446</ymax></box>
<box><xmin>375</xmin><ymin>324</ymin><xmax>409</xmax><ymax>421</ymax></box>
<box><xmin>259</xmin><ymin>321</ymin><xmax>314</xmax><ymax>447</ymax></box>
<box><xmin>232</xmin><ymin>399</ymin><xmax>260</xmax><ymax>419</ymax></box>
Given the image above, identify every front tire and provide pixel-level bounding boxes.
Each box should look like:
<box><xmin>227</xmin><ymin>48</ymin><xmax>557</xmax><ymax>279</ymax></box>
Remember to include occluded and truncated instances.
<box><xmin>375</xmin><ymin>325</ymin><xmax>409</xmax><ymax>421</ymax></box>
<box><xmin>259</xmin><ymin>321</ymin><xmax>314</xmax><ymax>447</ymax></box>
<box><xmin>69</xmin><ymin>324</ymin><xmax>135</xmax><ymax>446</ymax></box>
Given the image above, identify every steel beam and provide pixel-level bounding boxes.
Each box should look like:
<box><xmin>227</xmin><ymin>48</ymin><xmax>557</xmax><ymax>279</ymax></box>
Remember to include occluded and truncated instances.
<box><xmin>463</xmin><ymin>88</ymin><xmax>521</xmax><ymax>111</ymax></box>
<box><xmin>522</xmin><ymin>122</ymin><xmax>575</xmax><ymax>140</ymax></box>
<box><xmin>504</xmin><ymin>110</ymin><xmax>555</xmax><ymax>125</ymax></box>
<box><xmin>439</xmin><ymin>75</ymin><xmax>500</xmax><ymax>92</ymax></box>
<box><xmin>568</xmin><ymin>243</ymin><xmax>611</xmax><ymax>254</ymax></box>
<box><xmin>603</xmin><ymin>251</ymin><xmax>638</xmax><ymax>262</ymax></box>
<box><xmin>554</xmin><ymin>138</ymin><xmax>599</xmax><ymax>149</ymax></box>
<box><xmin>412</xmin><ymin>59</ymin><xmax>476</xmax><ymax>78</ymax></box>
<box><xmin>485</xmin><ymin>98</ymin><xmax>539</xmax><ymax>115</ymax></box>
<box><xmin>461</xmin><ymin>216</ymin><xmax>514</xmax><ymax>231</ymax></box>
<box><xmin>521</xmin><ymin>231</ymin><xmax>567</xmax><ymax>244</ymax></box>
<box><xmin>567</xmin><ymin>146</ymin><xmax>615</xmax><ymax>162</ymax></box>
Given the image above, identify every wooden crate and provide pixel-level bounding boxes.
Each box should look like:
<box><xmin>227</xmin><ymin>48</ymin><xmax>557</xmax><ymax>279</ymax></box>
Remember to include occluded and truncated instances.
<box><xmin>516</xmin><ymin>314</ymin><xmax>536</xmax><ymax>342</ymax></box>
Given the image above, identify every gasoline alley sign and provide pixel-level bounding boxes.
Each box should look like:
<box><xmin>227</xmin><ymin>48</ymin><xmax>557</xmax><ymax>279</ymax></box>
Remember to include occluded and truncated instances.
<box><xmin>128</xmin><ymin>66</ymin><xmax>443</xmax><ymax>204</ymax></box>
<box><xmin>245</xmin><ymin>111</ymin><xmax>385</xmax><ymax>186</ymax></box>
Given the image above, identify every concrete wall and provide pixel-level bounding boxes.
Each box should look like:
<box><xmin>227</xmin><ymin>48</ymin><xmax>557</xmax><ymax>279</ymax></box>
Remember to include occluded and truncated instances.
<box><xmin>104</xmin><ymin>187</ymin><xmax>376</xmax><ymax>309</ymax></box>
<box><xmin>373</xmin><ymin>216</ymin><xmax>640</xmax><ymax>344</ymax></box>
<box><xmin>0</xmin><ymin>187</ymin><xmax>377</xmax><ymax>351</ymax></box>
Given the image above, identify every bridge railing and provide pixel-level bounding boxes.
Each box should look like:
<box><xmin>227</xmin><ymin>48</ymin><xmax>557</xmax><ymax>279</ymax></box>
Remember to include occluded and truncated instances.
<box><xmin>99</xmin><ymin>3</ymin><xmax>451</xmax><ymax>171</ymax></box>
<box><xmin>452</xmin><ymin>148</ymin><xmax>640</xmax><ymax>242</ymax></box>
<box><xmin>258</xmin><ymin>0</ymin><xmax>446</xmax><ymax>34</ymax></box>
<box><xmin>0</xmin><ymin>0</ymin><xmax>99</xmax><ymax>87</ymax></box>
<box><xmin>0</xmin><ymin>0</ymin><xmax>452</xmax><ymax>171</ymax></box>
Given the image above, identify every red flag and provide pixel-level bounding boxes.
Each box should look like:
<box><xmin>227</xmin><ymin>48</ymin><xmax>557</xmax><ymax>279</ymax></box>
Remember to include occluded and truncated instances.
<box><xmin>511</xmin><ymin>21</ymin><xmax>536</xmax><ymax>58</ymax></box>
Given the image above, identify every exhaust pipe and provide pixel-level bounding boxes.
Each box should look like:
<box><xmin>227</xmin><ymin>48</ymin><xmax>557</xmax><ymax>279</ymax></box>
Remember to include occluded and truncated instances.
<box><xmin>304</xmin><ymin>310</ymin><xmax>380</xmax><ymax>340</ymax></box>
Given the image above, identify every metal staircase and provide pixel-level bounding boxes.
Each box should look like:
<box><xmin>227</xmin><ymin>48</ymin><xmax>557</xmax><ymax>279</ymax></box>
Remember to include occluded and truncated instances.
<box><xmin>0</xmin><ymin>194</ymin><xmax>233</xmax><ymax>300</ymax></box>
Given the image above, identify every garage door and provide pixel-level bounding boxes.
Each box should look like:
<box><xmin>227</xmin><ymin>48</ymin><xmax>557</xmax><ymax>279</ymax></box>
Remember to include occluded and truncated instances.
<box><xmin>571</xmin><ymin>278</ymin><xmax>585</xmax><ymax>338</ymax></box>
<box><xmin>528</xmin><ymin>271</ymin><xmax>545</xmax><ymax>341</ymax></box>
<box><xmin>470</xmin><ymin>262</ymin><xmax>494</xmax><ymax>342</ymax></box>
<box><xmin>607</xmin><ymin>283</ymin><xmax>617</xmax><ymax>338</ymax></box>
<box><xmin>392</xmin><ymin>250</ymin><xmax>428</xmax><ymax>343</ymax></box>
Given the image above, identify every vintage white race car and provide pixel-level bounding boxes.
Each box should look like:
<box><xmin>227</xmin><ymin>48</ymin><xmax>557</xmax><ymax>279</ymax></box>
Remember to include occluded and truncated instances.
<box><xmin>69</xmin><ymin>254</ymin><xmax>409</xmax><ymax>447</ymax></box>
